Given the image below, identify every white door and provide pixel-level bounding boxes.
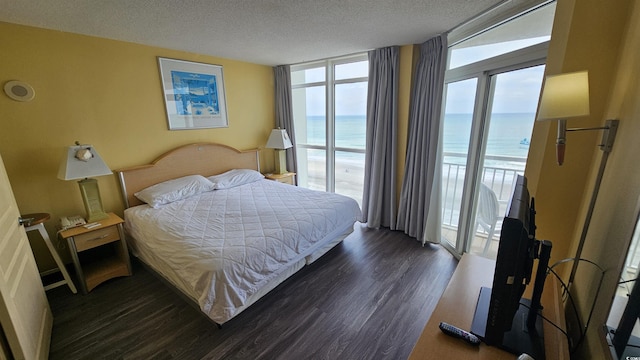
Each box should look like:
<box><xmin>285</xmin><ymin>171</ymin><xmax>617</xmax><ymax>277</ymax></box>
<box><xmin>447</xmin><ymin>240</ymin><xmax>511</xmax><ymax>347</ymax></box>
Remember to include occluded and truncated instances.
<box><xmin>0</xmin><ymin>152</ymin><xmax>52</xmax><ymax>359</ymax></box>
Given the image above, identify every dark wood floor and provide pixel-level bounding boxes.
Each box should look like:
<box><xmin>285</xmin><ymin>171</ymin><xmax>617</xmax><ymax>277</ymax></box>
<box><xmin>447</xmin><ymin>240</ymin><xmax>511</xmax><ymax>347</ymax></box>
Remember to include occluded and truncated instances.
<box><xmin>46</xmin><ymin>223</ymin><xmax>457</xmax><ymax>360</ymax></box>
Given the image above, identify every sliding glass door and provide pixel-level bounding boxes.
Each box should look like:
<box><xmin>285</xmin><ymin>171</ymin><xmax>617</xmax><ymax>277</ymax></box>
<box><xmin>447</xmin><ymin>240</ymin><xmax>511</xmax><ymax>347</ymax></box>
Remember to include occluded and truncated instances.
<box><xmin>441</xmin><ymin>65</ymin><xmax>545</xmax><ymax>258</ymax></box>
<box><xmin>441</xmin><ymin>79</ymin><xmax>477</xmax><ymax>250</ymax></box>
<box><xmin>440</xmin><ymin>1</ymin><xmax>554</xmax><ymax>258</ymax></box>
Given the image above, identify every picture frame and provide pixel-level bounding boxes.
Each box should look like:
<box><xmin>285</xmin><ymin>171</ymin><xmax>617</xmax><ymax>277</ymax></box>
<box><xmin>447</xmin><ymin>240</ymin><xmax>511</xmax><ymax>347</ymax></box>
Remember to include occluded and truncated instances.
<box><xmin>157</xmin><ymin>57</ymin><xmax>229</xmax><ymax>130</ymax></box>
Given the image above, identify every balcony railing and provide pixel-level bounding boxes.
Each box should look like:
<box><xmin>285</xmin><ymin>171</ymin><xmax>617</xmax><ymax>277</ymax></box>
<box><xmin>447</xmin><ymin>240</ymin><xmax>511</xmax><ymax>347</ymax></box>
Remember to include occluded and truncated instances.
<box><xmin>441</xmin><ymin>152</ymin><xmax>527</xmax><ymax>257</ymax></box>
<box><xmin>441</xmin><ymin>152</ymin><xmax>526</xmax><ymax>228</ymax></box>
<box><xmin>442</xmin><ymin>155</ymin><xmax>640</xmax><ymax>273</ymax></box>
<box><xmin>620</xmin><ymin>227</ymin><xmax>640</xmax><ymax>297</ymax></box>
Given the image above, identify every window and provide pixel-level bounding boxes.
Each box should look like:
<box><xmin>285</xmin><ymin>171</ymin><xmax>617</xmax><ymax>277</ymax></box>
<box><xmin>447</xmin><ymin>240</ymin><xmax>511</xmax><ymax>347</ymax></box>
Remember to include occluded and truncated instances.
<box><xmin>440</xmin><ymin>1</ymin><xmax>556</xmax><ymax>258</ymax></box>
<box><xmin>448</xmin><ymin>3</ymin><xmax>556</xmax><ymax>69</ymax></box>
<box><xmin>291</xmin><ymin>55</ymin><xmax>368</xmax><ymax>205</ymax></box>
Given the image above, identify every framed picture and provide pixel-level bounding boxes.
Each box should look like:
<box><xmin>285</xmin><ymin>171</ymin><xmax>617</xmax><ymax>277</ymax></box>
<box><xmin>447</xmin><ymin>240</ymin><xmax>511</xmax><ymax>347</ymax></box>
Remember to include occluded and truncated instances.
<box><xmin>158</xmin><ymin>57</ymin><xmax>229</xmax><ymax>130</ymax></box>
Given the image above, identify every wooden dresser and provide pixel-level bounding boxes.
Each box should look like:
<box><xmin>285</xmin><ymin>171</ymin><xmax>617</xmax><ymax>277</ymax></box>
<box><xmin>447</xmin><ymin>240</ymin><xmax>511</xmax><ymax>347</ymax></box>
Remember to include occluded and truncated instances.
<box><xmin>409</xmin><ymin>254</ymin><xmax>569</xmax><ymax>359</ymax></box>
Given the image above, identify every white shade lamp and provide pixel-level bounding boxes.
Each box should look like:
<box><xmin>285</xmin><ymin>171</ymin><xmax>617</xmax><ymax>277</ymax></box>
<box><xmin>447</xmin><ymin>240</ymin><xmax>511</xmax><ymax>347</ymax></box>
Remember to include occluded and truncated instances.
<box><xmin>266</xmin><ymin>128</ymin><xmax>293</xmax><ymax>174</ymax></box>
<box><xmin>58</xmin><ymin>142</ymin><xmax>113</xmax><ymax>223</ymax></box>
<box><xmin>536</xmin><ymin>71</ymin><xmax>619</xmax><ymax>289</ymax></box>
<box><xmin>537</xmin><ymin>71</ymin><xmax>591</xmax><ymax>165</ymax></box>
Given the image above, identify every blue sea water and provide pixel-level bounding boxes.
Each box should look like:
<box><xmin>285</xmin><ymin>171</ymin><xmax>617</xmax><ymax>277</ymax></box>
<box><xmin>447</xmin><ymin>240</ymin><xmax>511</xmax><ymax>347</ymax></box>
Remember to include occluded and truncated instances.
<box><xmin>443</xmin><ymin>113</ymin><xmax>535</xmax><ymax>158</ymax></box>
<box><xmin>302</xmin><ymin>115</ymin><xmax>366</xmax><ymax>149</ymax></box>
<box><xmin>302</xmin><ymin>113</ymin><xmax>535</xmax><ymax>159</ymax></box>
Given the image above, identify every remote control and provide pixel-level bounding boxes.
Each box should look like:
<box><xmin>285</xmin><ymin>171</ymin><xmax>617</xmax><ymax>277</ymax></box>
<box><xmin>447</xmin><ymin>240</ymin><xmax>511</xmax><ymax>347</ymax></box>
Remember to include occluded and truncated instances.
<box><xmin>438</xmin><ymin>322</ymin><xmax>481</xmax><ymax>345</ymax></box>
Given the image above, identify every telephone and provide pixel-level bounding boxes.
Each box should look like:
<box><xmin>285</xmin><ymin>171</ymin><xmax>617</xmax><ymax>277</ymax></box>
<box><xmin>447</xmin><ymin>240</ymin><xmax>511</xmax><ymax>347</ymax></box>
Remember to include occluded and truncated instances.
<box><xmin>59</xmin><ymin>215</ymin><xmax>86</xmax><ymax>230</ymax></box>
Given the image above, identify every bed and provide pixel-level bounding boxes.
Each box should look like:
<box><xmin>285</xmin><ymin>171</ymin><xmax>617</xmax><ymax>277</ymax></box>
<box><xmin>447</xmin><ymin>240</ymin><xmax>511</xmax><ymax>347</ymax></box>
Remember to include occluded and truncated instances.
<box><xmin>116</xmin><ymin>143</ymin><xmax>362</xmax><ymax>325</ymax></box>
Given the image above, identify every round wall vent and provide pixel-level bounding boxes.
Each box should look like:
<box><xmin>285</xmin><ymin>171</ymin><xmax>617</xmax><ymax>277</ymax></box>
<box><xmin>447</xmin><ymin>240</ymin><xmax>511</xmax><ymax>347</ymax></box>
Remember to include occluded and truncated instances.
<box><xmin>4</xmin><ymin>80</ymin><xmax>35</xmax><ymax>102</ymax></box>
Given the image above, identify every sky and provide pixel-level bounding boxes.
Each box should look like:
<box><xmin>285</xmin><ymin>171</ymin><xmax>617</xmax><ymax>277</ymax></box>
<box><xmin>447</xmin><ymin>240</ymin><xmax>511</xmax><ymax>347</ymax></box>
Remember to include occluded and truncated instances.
<box><xmin>299</xmin><ymin>38</ymin><xmax>549</xmax><ymax>117</ymax></box>
<box><xmin>445</xmin><ymin>64</ymin><xmax>546</xmax><ymax>115</ymax></box>
<box><xmin>446</xmin><ymin>37</ymin><xmax>548</xmax><ymax>114</ymax></box>
<box><xmin>301</xmin><ymin>61</ymin><xmax>369</xmax><ymax>117</ymax></box>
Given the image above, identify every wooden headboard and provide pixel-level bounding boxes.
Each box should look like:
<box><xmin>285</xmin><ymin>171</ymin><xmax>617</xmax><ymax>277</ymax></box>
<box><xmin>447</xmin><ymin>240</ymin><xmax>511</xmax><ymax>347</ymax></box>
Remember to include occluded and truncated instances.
<box><xmin>116</xmin><ymin>143</ymin><xmax>260</xmax><ymax>208</ymax></box>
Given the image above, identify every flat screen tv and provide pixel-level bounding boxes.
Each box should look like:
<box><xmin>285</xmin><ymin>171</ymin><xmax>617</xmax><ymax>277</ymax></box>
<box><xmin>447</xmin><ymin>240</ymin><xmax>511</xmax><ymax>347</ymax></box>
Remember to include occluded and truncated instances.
<box><xmin>609</xmin><ymin>272</ymin><xmax>640</xmax><ymax>358</ymax></box>
<box><xmin>471</xmin><ymin>175</ymin><xmax>552</xmax><ymax>359</ymax></box>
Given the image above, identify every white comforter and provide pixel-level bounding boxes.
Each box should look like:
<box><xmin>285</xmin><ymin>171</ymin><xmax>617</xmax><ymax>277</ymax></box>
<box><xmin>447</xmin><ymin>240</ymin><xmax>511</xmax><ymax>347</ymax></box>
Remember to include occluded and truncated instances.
<box><xmin>124</xmin><ymin>179</ymin><xmax>361</xmax><ymax>324</ymax></box>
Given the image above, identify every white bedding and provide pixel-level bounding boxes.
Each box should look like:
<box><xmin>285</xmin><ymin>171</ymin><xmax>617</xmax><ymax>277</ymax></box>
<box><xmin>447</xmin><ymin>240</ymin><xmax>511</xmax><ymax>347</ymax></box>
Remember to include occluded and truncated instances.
<box><xmin>124</xmin><ymin>179</ymin><xmax>361</xmax><ymax>324</ymax></box>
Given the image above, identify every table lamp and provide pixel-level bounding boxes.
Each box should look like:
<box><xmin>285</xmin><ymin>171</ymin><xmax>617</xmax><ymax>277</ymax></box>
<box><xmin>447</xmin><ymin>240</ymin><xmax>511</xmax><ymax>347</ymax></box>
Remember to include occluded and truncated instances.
<box><xmin>266</xmin><ymin>128</ymin><xmax>293</xmax><ymax>174</ymax></box>
<box><xmin>57</xmin><ymin>142</ymin><xmax>112</xmax><ymax>222</ymax></box>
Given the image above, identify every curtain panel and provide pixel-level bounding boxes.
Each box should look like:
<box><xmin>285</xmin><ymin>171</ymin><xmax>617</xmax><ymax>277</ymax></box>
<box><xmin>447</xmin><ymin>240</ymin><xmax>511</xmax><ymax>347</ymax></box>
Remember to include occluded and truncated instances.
<box><xmin>362</xmin><ymin>46</ymin><xmax>399</xmax><ymax>229</ymax></box>
<box><xmin>396</xmin><ymin>34</ymin><xmax>447</xmax><ymax>245</ymax></box>
<box><xmin>273</xmin><ymin>65</ymin><xmax>297</xmax><ymax>175</ymax></box>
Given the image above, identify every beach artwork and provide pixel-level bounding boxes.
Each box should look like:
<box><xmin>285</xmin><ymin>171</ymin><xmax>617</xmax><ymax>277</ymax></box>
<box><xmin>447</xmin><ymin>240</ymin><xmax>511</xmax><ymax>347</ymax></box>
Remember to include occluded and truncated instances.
<box><xmin>158</xmin><ymin>57</ymin><xmax>228</xmax><ymax>130</ymax></box>
<box><xmin>171</xmin><ymin>71</ymin><xmax>220</xmax><ymax>117</ymax></box>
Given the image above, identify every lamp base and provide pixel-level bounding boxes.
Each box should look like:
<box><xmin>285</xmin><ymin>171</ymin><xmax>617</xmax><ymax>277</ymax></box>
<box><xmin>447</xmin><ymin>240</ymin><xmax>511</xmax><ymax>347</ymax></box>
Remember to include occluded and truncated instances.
<box><xmin>274</xmin><ymin>149</ymin><xmax>288</xmax><ymax>175</ymax></box>
<box><xmin>78</xmin><ymin>178</ymin><xmax>109</xmax><ymax>223</ymax></box>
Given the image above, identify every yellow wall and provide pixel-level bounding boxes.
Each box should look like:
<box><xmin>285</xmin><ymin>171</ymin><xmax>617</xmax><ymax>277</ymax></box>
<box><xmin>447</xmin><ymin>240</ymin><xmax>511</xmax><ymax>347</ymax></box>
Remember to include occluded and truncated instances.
<box><xmin>572</xmin><ymin>1</ymin><xmax>640</xmax><ymax>357</ymax></box>
<box><xmin>0</xmin><ymin>22</ymin><xmax>275</xmax><ymax>271</ymax></box>
<box><xmin>526</xmin><ymin>0</ymin><xmax>630</xmax><ymax>265</ymax></box>
<box><xmin>396</xmin><ymin>45</ymin><xmax>416</xmax><ymax>200</ymax></box>
<box><xmin>527</xmin><ymin>0</ymin><xmax>639</xmax><ymax>357</ymax></box>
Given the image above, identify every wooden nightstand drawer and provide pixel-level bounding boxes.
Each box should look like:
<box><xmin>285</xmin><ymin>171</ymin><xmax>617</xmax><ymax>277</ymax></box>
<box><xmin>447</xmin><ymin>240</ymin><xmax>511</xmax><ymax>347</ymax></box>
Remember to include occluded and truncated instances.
<box><xmin>74</xmin><ymin>225</ymin><xmax>119</xmax><ymax>252</ymax></box>
<box><xmin>264</xmin><ymin>172</ymin><xmax>296</xmax><ymax>185</ymax></box>
<box><xmin>59</xmin><ymin>213</ymin><xmax>132</xmax><ymax>293</ymax></box>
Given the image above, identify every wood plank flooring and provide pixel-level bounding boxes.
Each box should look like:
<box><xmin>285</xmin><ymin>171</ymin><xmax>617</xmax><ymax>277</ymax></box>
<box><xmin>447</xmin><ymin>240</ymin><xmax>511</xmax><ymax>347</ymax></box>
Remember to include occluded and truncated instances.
<box><xmin>46</xmin><ymin>223</ymin><xmax>457</xmax><ymax>360</ymax></box>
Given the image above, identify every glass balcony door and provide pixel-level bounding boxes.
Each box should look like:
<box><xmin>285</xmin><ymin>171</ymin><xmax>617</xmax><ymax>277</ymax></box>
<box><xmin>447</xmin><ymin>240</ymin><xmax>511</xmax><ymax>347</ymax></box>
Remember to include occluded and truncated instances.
<box><xmin>441</xmin><ymin>65</ymin><xmax>545</xmax><ymax>258</ymax></box>
<box><xmin>441</xmin><ymin>79</ymin><xmax>477</xmax><ymax>251</ymax></box>
<box><xmin>440</xmin><ymin>0</ymin><xmax>554</xmax><ymax>257</ymax></box>
<box><xmin>469</xmin><ymin>65</ymin><xmax>545</xmax><ymax>257</ymax></box>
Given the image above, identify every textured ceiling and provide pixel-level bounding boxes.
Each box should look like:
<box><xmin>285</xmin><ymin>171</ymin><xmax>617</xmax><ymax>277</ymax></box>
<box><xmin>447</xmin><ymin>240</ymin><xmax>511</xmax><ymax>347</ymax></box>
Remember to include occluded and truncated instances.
<box><xmin>0</xmin><ymin>0</ymin><xmax>504</xmax><ymax>66</ymax></box>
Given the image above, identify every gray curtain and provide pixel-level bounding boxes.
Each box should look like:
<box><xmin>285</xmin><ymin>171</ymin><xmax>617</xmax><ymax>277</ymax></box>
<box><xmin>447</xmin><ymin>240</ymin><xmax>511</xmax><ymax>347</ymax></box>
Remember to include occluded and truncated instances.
<box><xmin>397</xmin><ymin>34</ymin><xmax>447</xmax><ymax>245</ymax></box>
<box><xmin>362</xmin><ymin>46</ymin><xmax>399</xmax><ymax>229</ymax></box>
<box><xmin>273</xmin><ymin>65</ymin><xmax>297</xmax><ymax>174</ymax></box>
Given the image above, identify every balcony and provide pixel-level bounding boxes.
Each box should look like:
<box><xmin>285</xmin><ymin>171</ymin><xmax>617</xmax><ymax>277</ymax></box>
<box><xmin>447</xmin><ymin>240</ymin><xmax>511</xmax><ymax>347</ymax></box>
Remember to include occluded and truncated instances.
<box><xmin>441</xmin><ymin>152</ymin><xmax>526</xmax><ymax>258</ymax></box>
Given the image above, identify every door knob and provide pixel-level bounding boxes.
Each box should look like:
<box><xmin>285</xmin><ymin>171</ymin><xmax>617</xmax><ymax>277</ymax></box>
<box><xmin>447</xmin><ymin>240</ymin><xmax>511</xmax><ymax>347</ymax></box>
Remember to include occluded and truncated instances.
<box><xmin>18</xmin><ymin>217</ymin><xmax>34</xmax><ymax>226</ymax></box>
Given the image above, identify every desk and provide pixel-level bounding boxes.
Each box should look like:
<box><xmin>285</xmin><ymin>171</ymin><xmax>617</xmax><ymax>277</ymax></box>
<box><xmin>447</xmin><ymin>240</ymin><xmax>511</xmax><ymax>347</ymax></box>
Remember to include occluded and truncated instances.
<box><xmin>409</xmin><ymin>254</ymin><xmax>569</xmax><ymax>359</ymax></box>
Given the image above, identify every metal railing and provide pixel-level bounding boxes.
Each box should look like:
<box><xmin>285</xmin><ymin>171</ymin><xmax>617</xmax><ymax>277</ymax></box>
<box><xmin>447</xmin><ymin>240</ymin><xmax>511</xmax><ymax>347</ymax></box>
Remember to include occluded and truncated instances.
<box><xmin>441</xmin><ymin>152</ymin><xmax>526</xmax><ymax>228</ymax></box>
<box><xmin>620</xmin><ymin>229</ymin><xmax>640</xmax><ymax>296</ymax></box>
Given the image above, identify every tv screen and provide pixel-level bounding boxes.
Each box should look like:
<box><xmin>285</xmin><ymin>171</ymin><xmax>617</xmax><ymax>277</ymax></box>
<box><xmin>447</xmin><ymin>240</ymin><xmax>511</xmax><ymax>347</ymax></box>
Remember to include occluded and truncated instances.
<box><xmin>471</xmin><ymin>175</ymin><xmax>551</xmax><ymax>359</ymax></box>
<box><xmin>487</xmin><ymin>176</ymin><xmax>533</xmax><ymax>338</ymax></box>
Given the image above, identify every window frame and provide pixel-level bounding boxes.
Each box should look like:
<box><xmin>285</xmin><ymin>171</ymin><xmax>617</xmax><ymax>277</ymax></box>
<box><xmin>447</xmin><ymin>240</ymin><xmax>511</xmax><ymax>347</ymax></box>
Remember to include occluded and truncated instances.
<box><xmin>440</xmin><ymin>1</ymin><xmax>555</xmax><ymax>257</ymax></box>
<box><xmin>290</xmin><ymin>53</ymin><xmax>368</xmax><ymax>195</ymax></box>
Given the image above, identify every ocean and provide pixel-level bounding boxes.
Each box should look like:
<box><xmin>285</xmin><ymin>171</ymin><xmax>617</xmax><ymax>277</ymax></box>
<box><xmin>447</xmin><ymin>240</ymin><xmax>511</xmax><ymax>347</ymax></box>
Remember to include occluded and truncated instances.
<box><xmin>301</xmin><ymin>113</ymin><xmax>535</xmax><ymax>160</ymax></box>
<box><xmin>443</xmin><ymin>113</ymin><xmax>534</xmax><ymax>158</ymax></box>
<box><xmin>298</xmin><ymin>114</ymin><xmax>534</xmax><ymax>207</ymax></box>
<box><xmin>302</xmin><ymin>115</ymin><xmax>366</xmax><ymax>149</ymax></box>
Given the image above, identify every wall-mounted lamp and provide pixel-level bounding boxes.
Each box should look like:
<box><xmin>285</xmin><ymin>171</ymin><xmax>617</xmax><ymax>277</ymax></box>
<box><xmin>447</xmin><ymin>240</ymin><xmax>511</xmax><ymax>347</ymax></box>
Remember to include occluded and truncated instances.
<box><xmin>265</xmin><ymin>128</ymin><xmax>293</xmax><ymax>174</ymax></box>
<box><xmin>537</xmin><ymin>71</ymin><xmax>591</xmax><ymax>165</ymax></box>
<box><xmin>57</xmin><ymin>142</ymin><xmax>112</xmax><ymax>222</ymax></box>
<box><xmin>537</xmin><ymin>70</ymin><xmax>619</xmax><ymax>287</ymax></box>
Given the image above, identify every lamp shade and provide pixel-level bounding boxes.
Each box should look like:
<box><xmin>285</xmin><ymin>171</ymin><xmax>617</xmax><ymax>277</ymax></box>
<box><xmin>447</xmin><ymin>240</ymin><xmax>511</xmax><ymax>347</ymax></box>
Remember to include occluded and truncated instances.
<box><xmin>265</xmin><ymin>128</ymin><xmax>293</xmax><ymax>150</ymax></box>
<box><xmin>57</xmin><ymin>144</ymin><xmax>112</xmax><ymax>180</ymax></box>
<box><xmin>537</xmin><ymin>71</ymin><xmax>590</xmax><ymax>121</ymax></box>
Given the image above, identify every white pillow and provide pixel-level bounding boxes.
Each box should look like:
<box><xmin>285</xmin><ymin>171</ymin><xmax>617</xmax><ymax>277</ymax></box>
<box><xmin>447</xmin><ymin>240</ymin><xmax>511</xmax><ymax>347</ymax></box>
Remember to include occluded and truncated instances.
<box><xmin>208</xmin><ymin>169</ymin><xmax>264</xmax><ymax>190</ymax></box>
<box><xmin>134</xmin><ymin>175</ymin><xmax>215</xmax><ymax>208</ymax></box>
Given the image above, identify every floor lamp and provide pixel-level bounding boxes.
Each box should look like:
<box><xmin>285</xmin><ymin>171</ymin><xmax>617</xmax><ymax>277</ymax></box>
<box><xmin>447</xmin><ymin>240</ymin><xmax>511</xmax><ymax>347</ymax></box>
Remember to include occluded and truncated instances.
<box><xmin>537</xmin><ymin>71</ymin><xmax>619</xmax><ymax>288</ymax></box>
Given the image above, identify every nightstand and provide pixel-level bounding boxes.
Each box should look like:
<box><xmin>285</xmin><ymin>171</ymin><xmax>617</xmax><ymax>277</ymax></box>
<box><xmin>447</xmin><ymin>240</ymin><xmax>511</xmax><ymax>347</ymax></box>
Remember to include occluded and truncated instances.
<box><xmin>59</xmin><ymin>212</ymin><xmax>132</xmax><ymax>294</ymax></box>
<box><xmin>264</xmin><ymin>172</ymin><xmax>296</xmax><ymax>185</ymax></box>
